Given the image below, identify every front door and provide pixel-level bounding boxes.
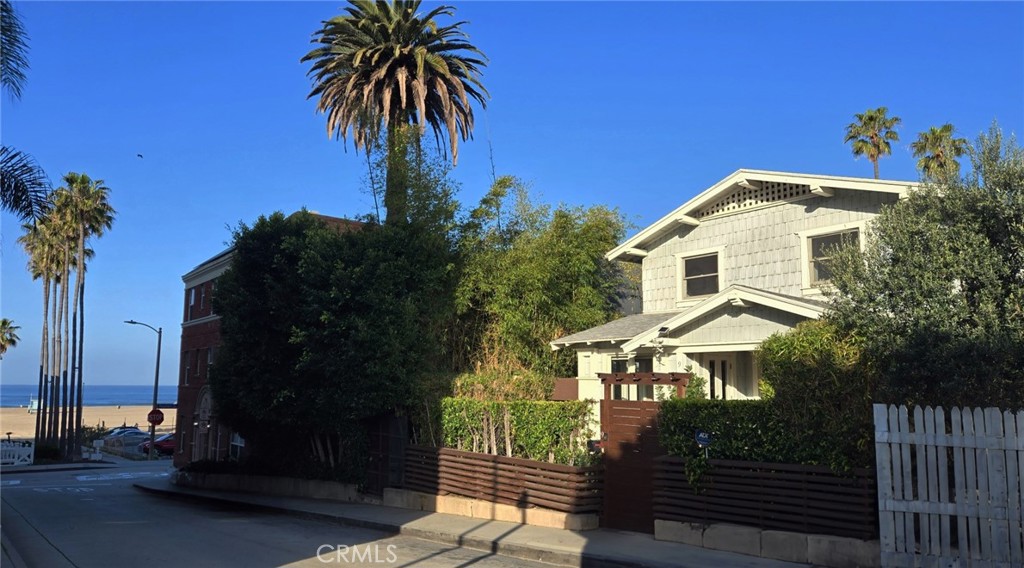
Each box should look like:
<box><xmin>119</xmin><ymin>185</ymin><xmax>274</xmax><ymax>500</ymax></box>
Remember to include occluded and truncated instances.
<box><xmin>706</xmin><ymin>353</ymin><xmax>735</xmax><ymax>400</ymax></box>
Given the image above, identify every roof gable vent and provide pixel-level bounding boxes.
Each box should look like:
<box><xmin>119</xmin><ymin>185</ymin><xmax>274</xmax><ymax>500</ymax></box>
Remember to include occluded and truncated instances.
<box><xmin>698</xmin><ymin>181</ymin><xmax>812</xmax><ymax>218</ymax></box>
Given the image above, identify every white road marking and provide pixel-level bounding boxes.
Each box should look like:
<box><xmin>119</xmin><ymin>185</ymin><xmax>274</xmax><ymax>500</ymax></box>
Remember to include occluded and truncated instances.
<box><xmin>75</xmin><ymin>471</ymin><xmax>169</xmax><ymax>481</ymax></box>
<box><xmin>0</xmin><ymin>480</ymin><xmax>22</xmax><ymax>486</ymax></box>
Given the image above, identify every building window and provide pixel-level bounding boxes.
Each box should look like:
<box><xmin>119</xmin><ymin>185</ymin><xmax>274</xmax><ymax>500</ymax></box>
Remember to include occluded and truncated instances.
<box><xmin>207</xmin><ymin>347</ymin><xmax>216</xmax><ymax>378</ymax></box>
<box><xmin>200</xmin><ymin>285</ymin><xmax>206</xmax><ymax>310</ymax></box>
<box><xmin>678</xmin><ymin>252</ymin><xmax>720</xmax><ymax>299</ymax></box>
<box><xmin>809</xmin><ymin>229</ymin><xmax>859</xmax><ymax>285</ymax></box>
<box><xmin>229</xmin><ymin>432</ymin><xmax>245</xmax><ymax>460</ymax></box>
<box><xmin>635</xmin><ymin>358</ymin><xmax>654</xmax><ymax>373</ymax></box>
<box><xmin>182</xmin><ymin>351</ymin><xmax>190</xmax><ymax>386</ymax></box>
<box><xmin>610</xmin><ymin>358</ymin><xmax>628</xmax><ymax>373</ymax></box>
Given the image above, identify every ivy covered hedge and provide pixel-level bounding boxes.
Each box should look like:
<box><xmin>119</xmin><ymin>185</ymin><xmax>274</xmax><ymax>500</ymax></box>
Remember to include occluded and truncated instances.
<box><xmin>440</xmin><ymin>398</ymin><xmax>593</xmax><ymax>465</ymax></box>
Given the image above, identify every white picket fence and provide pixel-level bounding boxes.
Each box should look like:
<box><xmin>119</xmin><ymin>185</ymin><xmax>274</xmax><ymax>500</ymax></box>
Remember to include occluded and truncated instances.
<box><xmin>874</xmin><ymin>404</ymin><xmax>1024</xmax><ymax>567</ymax></box>
<box><xmin>0</xmin><ymin>440</ymin><xmax>35</xmax><ymax>466</ymax></box>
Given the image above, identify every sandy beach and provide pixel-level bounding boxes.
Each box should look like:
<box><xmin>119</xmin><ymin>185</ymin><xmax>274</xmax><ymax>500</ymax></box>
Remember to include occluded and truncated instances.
<box><xmin>0</xmin><ymin>405</ymin><xmax>175</xmax><ymax>440</ymax></box>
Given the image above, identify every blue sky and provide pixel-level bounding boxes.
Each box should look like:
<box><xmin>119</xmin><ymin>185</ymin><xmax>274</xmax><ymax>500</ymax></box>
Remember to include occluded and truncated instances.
<box><xmin>1</xmin><ymin>1</ymin><xmax>1022</xmax><ymax>388</ymax></box>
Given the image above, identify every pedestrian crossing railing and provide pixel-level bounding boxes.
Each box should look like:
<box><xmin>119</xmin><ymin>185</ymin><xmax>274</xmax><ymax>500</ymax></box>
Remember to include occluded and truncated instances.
<box><xmin>874</xmin><ymin>404</ymin><xmax>1024</xmax><ymax>567</ymax></box>
<box><xmin>1</xmin><ymin>440</ymin><xmax>34</xmax><ymax>466</ymax></box>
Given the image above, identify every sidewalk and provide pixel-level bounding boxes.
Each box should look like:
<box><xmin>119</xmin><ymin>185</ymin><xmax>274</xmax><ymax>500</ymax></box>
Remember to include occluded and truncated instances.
<box><xmin>133</xmin><ymin>480</ymin><xmax>808</xmax><ymax>568</ymax></box>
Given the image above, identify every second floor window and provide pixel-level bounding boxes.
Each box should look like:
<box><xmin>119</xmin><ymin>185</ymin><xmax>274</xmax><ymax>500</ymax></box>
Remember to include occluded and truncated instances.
<box><xmin>682</xmin><ymin>253</ymin><xmax>719</xmax><ymax>297</ymax></box>
<box><xmin>809</xmin><ymin>230</ymin><xmax>859</xmax><ymax>285</ymax></box>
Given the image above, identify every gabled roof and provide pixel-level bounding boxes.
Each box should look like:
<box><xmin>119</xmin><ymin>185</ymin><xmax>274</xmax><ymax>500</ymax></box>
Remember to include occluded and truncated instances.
<box><xmin>619</xmin><ymin>285</ymin><xmax>825</xmax><ymax>352</ymax></box>
<box><xmin>607</xmin><ymin>169</ymin><xmax>918</xmax><ymax>262</ymax></box>
<box><xmin>550</xmin><ymin>311</ymin><xmax>682</xmax><ymax>350</ymax></box>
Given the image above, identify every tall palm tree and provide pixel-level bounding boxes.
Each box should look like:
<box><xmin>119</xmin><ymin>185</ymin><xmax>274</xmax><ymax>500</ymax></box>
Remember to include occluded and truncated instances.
<box><xmin>911</xmin><ymin>123</ymin><xmax>968</xmax><ymax>181</ymax></box>
<box><xmin>1</xmin><ymin>0</ymin><xmax>49</xmax><ymax>220</ymax></box>
<box><xmin>19</xmin><ymin>214</ymin><xmax>59</xmax><ymax>442</ymax></box>
<box><xmin>56</xmin><ymin>173</ymin><xmax>115</xmax><ymax>454</ymax></box>
<box><xmin>0</xmin><ymin>318</ymin><xmax>19</xmax><ymax>358</ymax></box>
<box><xmin>844</xmin><ymin>107</ymin><xmax>902</xmax><ymax>179</ymax></box>
<box><xmin>303</xmin><ymin>0</ymin><xmax>488</xmax><ymax>224</ymax></box>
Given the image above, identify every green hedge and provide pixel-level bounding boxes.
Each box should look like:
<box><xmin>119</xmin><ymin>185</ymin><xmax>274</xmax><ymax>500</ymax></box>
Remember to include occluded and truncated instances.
<box><xmin>660</xmin><ymin>398</ymin><xmax>872</xmax><ymax>485</ymax></box>
<box><xmin>440</xmin><ymin>397</ymin><xmax>593</xmax><ymax>465</ymax></box>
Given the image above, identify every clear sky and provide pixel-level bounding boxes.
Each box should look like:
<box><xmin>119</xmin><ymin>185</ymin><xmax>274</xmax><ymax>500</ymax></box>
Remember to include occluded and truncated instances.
<box><xmin>1</xmin><ymin>1</ymin><xmax>1022</xmax><ymax>387</ymax></box>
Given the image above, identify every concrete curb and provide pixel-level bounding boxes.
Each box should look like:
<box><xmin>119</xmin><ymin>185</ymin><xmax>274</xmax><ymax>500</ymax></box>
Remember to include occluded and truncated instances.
<box><xmin>132</xmin><ymin>482</ymin><xmax>663</xmax><ymax>568</ymax></box>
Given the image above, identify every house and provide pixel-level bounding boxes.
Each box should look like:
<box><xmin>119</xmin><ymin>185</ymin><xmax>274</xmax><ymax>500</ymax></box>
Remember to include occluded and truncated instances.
<box><xmin>173</xmin><ymin>213</ymin><xmax>362</xmax><ymax>469</ymax></box>
<box><xmin>552</xmin><ymin>169</ymin><xmax>917</xmax><ymax>408</ymax></box>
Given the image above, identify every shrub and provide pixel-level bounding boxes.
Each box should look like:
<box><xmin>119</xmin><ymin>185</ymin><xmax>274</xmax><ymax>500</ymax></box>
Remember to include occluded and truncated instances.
<box><xmin>440</xmin><ymin>397</ymin><xmax>593</xmax><ymax>465</ymax></box>
<box><xmin>757</xmin><ymin>319</ymin><xmax>874</xmax><ymax>471</ymax></box>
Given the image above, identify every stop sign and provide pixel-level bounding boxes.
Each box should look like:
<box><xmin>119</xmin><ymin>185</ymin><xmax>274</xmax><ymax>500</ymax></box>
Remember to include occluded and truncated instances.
<box><xmin>147</xmin><ymin>408</ymin><xmax>164</xmax><ymax>426</ymax></box>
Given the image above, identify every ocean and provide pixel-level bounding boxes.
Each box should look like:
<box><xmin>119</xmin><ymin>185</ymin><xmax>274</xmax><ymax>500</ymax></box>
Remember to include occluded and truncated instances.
<box><xmin>0</xmin><ymin>384</ymin><xmax>179</xmax><ymax>408</ymax></box>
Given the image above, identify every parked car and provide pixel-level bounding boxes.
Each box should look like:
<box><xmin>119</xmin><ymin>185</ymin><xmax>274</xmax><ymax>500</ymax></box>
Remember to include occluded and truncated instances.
<box><xmin>139</xmin><ymin>433</ymin><xmax>175</xmax><ymax>456</ymax></box>
<box><xmin>105</xmin><ymin>430</ymin><xmax>150</xmax><ymax>448</ymax></box>
<box><xmin>103</xmin><ymin>426</ymin><xmax>141</xmax><ymax>437</ymax></box>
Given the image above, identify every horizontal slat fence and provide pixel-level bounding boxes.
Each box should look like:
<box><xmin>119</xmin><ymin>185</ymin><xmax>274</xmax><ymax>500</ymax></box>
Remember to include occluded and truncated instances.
<box><xmin>653</xmin><ymin>456</ymin><xmax>877</xmax><ymax>540</ymax></box>
<box><xmin>403</xmin><ymin>445</ymin><xmax>603</xmax><ymax>514</ymax></box>
<box><xmin>874</xmin><ymin>404</ymin><xmax>1024</xmax><ymax>568</ymax></box>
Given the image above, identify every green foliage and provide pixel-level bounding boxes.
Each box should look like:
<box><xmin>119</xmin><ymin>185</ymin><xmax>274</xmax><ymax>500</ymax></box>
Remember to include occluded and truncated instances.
<box><xmin>757</xmin><ymin>320</ymin><xmax>874</xmax><ymax>471</ymax></box>
<box><xmin>828</xmin><ymin>123</ymin><xmax>1024</xmax><ymax>410</ymax></box>
<box><xmin>440</xmin><ymin>397</ymin><xmax>593</xmax><ymax>465</ymax></box>
<box><xmin>682</xmin><ymin>366</ymin><xmax>707</xmax><ymax>400</ymax></box>
<box><xmin>454</xmin><ymin>177</ymin><xmax>628</xmax><ymax>375</ymax></box>
<box><xmin>453</xmin><ymin>370</ymin><xmax>553</xmax><ymax>401</ymax></box>
<box><xmin>211</xmin><ymin>208</ymin><xmax>457</xmax><ymax>479</ymax></box>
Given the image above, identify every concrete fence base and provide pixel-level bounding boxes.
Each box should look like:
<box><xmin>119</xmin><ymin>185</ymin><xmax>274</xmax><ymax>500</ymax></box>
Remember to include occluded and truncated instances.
<box><xmin>655</xmin><ymin>519</ymin><xmax>880</xmax><ymax>568</ymax></box>
<box><xmin>171</xmin><ymin>472</ymin><xmax>597</xmax><ymax>531</ymax></box>
<box><xmin>383</xmin><ymin>488</ymin><xmax>598</xmax><ymax>531</ymax></box>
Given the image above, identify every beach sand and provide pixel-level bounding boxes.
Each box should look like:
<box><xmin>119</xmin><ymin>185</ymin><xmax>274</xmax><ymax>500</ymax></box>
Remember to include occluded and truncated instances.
<box><xmin>0</xmin><ymin>405</ymin><xmax>175</xmax><ymax>440</ymax></box>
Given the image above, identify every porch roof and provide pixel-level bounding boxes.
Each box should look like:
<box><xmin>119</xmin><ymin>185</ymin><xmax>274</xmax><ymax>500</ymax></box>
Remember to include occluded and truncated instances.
<box><xmin>551</xmin><ymin>311</ymin><xmax>681</xmax><ymax>350</ymax></box>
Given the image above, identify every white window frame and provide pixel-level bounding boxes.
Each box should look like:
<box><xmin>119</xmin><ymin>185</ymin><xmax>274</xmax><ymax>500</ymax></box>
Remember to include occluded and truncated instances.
<box><xmin>798</xmin><ymin>221</ymin><xmax>866</xmax><ymax>296</ymax></box>
<box><xmin>675</xmin><ymin>246</ymin><xmax>724</xmax><ymax>306</ymax></box>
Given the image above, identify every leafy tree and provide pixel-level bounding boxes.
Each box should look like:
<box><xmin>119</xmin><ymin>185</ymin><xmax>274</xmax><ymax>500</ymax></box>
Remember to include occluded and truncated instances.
<box><xmin>303</xmin><ymin>0</ymin><xmax>488</xmax><ymax>225</ymax></box>
<box><xmin>0</xmin><ymin>1</ymin><xmax>49</xmax><ymax>220</ymax></box>
<box><xmin>0</xmin><ymin>318</ymin><xmax>19</xmax><ymax>358</ymax></box>
<box><xmin>844</xmin><ymin>106</ymin><xmax>901</xmax><ymax>179</ymax></box>
<box><xmin>911</xmin><ymin>123</ymin><xmax>969</xmax><ymax>181</ymax></box>
<box><xmin>455</xmin><ymin>178</ymin><xmax>627</xmax><ymax>376</ymax></box>
<box><xmin>827</xmin><ymin>123</ymin><xmax>1024</xmax><ymax>409</ymax></box>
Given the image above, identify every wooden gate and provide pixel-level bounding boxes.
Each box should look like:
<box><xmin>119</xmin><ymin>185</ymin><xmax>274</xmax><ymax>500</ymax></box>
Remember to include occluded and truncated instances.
<box><xmin>598</xmin><ymin>372</ymin><xmax>688</xmax><ymax>533</ymax></box>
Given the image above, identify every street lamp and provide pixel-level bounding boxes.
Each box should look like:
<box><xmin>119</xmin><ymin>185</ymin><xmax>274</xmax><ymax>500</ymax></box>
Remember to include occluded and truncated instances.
<box><xmin>125</xmin><ymin>320</ymin><xmax>162</xmax><ymax>461</ymax></box>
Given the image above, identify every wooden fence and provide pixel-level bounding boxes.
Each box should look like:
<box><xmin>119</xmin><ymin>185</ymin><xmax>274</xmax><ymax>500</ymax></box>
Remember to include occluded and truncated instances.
<box><xmin>402</xmin><ymin>445</ymin><xmax>603</xmax><ymax>514</ymax></box>
<box><xmin>653</xmin><ymin>456</ymin><xmax>878</xmax><ymax>540</ymax></box>
<box><xmin>874</xmin><ymin>404</ymin><xmax>1024</xmax><ymax>567</ymax></box>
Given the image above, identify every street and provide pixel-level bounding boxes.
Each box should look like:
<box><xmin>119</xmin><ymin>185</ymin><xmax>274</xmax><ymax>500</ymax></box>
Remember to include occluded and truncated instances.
<box><xmin>1</xmin><ymin>460</ymin><xmax>553</xmax><ymax>568</ymax></box>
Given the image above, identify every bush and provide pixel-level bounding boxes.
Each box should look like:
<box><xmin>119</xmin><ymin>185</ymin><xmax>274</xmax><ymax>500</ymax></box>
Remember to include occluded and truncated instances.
<box><xmin>757</xmin><ymin>320</ymin><xmax>874</xmax><ymax>471</ymax></box>
<box><xmin>440</xmin><ymin>398</ymin><xmax>593</xmax><ymax>465</ymax></box>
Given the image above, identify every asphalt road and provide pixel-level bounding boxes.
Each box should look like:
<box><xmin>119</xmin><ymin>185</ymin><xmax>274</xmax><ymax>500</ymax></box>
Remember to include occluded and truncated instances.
<box><xmin>1</xmin><ymin>460</ymin><xmax>553</xmax><ymax>568</ymax></box>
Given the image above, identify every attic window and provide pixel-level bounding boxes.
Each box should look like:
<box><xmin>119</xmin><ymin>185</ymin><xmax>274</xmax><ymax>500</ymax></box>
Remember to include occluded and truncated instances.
<box><xmin>698</xmin><ymin>182</ymin><xmax>812</xmax><ymax>218</ymax></box>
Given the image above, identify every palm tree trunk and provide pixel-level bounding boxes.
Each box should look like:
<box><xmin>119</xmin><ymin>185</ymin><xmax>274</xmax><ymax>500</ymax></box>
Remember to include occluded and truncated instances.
<box><xmin>68</xmin><ymin>293</ymin><xmax>78</xmax><ymax>458</ymax></box>
<box><xmin>59</xmin><ymin>246</ymin><xmax>71</xmax><ymax>455</ymax></box>
<box><xmin>34</xmin><ymin>276</ymin><xmax>50</xmax><ymax>444</ymax></box>
<box><xmin>872</xmin><ymin>158</ymin><xmax>880</xmax><ymax>180</ymax></box>
<box><xmin>48</xmin><ymin>273</ymin><xmax>60</xmax><ymax>444</ymax></box>
<box><xmin>75</xmin><ymin>277</ymin><xmax>86</xmax><ymax>452</ymax></box>
<box><xmin>384</xmin><ymin>124</ymin><xmax>409</xmax><ymax>225</ymax></box>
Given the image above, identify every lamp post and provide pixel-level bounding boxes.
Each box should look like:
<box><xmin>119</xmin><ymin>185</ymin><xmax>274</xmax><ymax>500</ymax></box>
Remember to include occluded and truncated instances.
<box><xmin>125</xmin><ymin>320</ymin><xmax>162</xmax><ymax>461</ymax></box>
